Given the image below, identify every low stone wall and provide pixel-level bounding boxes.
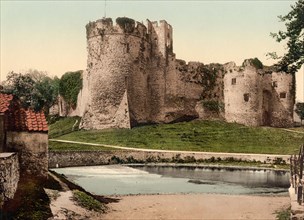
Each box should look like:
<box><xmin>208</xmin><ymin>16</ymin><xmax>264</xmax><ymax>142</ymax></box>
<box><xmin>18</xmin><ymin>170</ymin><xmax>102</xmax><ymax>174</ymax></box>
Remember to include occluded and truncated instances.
<box><xmin>6</xmin><ymin>131</ymin><xmax>48</xmax><ymax>178</ymax></box>
<box><xmin>48</xmin><ymin>150</ymin><xmax>289</xmax><ymax>168</ymax></box>
<box><xmin>0</xmin><ymin>153</ymin><xmax>19</xmax><ymax>203</ymax></box>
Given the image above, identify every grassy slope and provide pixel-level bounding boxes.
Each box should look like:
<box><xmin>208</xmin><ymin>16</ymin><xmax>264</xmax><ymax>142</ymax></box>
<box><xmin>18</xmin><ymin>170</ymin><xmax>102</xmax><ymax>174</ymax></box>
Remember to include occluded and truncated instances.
<box><xmin>48</xmin><ymin>116</ymin><xmax>81</xmax><ymax>138</ymax></box>
<box><xmin>49</xmin><ymin>118</ymin><xmax>304</xmax><ymax>155</ymax></box>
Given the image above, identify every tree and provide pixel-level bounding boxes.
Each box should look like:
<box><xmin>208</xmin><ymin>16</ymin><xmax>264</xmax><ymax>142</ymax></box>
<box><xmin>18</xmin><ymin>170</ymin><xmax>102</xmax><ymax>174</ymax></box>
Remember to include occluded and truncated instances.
<box><xmin>295</xmin><ymin>102</ymin><xmax>304</xmax><ymax>125</ymax></box>
<box><xmin>2</xmin><ymin>70</ymin><xmax>59</xmax><ymax>113</ymax></box>
<box><xmin>59</xmin><ymin>71</ymin><xmax>83</xmax><ymax>109</ymax></box>
<box><xmin>269</xmin><ymin>0</ymin><xmax>304</xmax><ymax>74</ymax></box>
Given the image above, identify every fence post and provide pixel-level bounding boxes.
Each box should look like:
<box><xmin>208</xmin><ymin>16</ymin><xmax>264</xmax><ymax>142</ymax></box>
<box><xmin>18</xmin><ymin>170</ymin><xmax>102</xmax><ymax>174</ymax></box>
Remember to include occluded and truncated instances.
<box><xmin>294</xmin><ymin>154</ymin><xmax>298</xmax><ymax>194</ymax></box>
<box><xmin>290</xmin><ymin>156</ymin><xmax>294</xmax><ymax>188</ymax></box>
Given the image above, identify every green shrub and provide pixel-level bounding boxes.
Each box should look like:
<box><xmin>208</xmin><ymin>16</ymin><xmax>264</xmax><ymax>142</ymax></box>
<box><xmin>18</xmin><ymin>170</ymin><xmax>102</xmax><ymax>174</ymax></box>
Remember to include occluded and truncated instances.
<box><xmin>73</xmin><ymin>190</ymin><xmax>101</xmax><ymax>211</ymax></box>
<box><xmin>275</xmin><ymin>206</ymin><xmax>291</xmax><ymax>220</ymax></box>
<box><xmin>59</xmin><ymin>70</ymin><xmax>83</xmax><ymax>109</ymax></box>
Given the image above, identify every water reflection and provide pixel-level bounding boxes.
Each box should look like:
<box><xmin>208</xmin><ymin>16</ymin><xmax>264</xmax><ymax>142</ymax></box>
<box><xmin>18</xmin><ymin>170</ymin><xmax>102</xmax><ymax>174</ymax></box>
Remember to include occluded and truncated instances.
<box><xmin>52</xmin><ymin>165</ymin><xmax>289</xmax><ymax>196</ymax></box>
<box><xmin>130</xmin><ymin>165</ymin><xmax>290</xmax><ymax>188</ymax></box>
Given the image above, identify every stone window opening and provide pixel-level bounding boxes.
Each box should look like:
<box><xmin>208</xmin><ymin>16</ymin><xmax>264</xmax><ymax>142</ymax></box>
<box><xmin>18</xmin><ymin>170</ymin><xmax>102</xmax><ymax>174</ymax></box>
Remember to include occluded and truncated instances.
<box><xmin>272</xmin><ymin>81</ymin><xmax>278</xmax><ymax>88</ymax></box>
<box><xmin>280</xmin><ymin>92</ymin><xmax>286</xmax><ymax>98</ymax></box>
<box><xmin>232</xmin><ymin>78</ymin><xmax>236</xmax><ymax>85</ymax></box>
<box><xmin>126</xmin><ymin>43</ymin><xmax>130</xmax><ymax>53</ymax></box>
<box><xmin>244</xmin><ymin>93</ymin><xmax>250</xmax><ymax>102</ymax></box>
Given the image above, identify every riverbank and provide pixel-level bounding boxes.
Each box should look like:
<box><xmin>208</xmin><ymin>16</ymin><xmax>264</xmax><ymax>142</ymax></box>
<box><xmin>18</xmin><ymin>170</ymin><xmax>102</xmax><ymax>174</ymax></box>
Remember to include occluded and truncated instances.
<box><xmin>49</xmin><ymin>149</ymin><xmax>290</xmax><ymax>169</ymax></box>
<box><xmin>49</xmin><ymin>165</ymin><xmax>291</xmax><ymax>219</ymax></box>
<box><xmin>102</xmin><ymin>193</ymin><xmax>290</xmax><ymax>220</ymax></box>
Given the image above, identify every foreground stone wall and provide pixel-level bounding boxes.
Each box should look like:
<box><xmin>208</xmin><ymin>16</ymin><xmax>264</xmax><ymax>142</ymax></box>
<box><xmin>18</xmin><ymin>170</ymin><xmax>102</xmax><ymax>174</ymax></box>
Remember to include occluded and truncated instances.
<box><xmin>0</xmin><ymin>153</ymin><xmax>19</xmax><ymax>203</ymax></box>
<box><xmin>48</xmin><ymin>150</ymin><xmax>289</xmax><ymax>168</ymax></box>
<box><xmin>6</xmin><ymin>132</ymin><xmax>48</xmax><ymax>178</ymax></box>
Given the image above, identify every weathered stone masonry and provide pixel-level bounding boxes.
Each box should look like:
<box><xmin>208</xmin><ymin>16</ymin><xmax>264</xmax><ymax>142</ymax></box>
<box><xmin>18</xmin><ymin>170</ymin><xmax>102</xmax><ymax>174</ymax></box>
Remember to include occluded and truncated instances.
<box><xmin>6</xmin><ymin>132</ymin><xmax>48</xmax><ymax>177</ymax></box>
<box><xmin>59</xmin><ymin>17</ymin><xmax>294</xmax><ymax>129</ymax></box>
<box><xmin>0</xmin><ymin>153</ymin><xmax>19</xmax><ymax>204</ymax></box>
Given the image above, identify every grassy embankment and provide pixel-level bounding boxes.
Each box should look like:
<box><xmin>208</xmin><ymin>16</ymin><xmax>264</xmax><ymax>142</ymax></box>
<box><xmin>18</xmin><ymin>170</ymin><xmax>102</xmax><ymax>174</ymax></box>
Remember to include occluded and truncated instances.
<box><xmin>49</xmin><ymin>117</ymin><xmax>304</xmax><ymax>155</ymax></box>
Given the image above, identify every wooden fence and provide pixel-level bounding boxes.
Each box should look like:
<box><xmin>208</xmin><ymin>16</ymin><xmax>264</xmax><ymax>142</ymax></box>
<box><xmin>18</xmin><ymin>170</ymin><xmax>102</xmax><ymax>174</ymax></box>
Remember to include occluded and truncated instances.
<box><xmin>290</xmin><ymin>144</ymin><xmax>304</xmax><ymax>205</ymax></box>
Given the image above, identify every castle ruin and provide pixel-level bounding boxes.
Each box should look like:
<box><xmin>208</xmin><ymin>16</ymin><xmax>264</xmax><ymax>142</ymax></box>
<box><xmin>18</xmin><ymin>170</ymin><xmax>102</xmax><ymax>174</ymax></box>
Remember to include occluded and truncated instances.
<box><xmin>65</xmin><ymin>17</ymin><xmax>294</xmax><ymax>129</ymax></box>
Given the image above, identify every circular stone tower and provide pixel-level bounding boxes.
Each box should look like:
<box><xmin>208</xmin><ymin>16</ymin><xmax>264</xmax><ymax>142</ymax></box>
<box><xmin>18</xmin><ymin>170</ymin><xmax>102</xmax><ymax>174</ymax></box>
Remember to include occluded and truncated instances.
<box><xmin>80</xmin><ymin>17</ymin><xmax>152</xmax><ymax>130</ymax></box>
<box><xmin>224</xmin><ymin>61</ymin><xmax>263</xmax><ymax>126</ymax></box>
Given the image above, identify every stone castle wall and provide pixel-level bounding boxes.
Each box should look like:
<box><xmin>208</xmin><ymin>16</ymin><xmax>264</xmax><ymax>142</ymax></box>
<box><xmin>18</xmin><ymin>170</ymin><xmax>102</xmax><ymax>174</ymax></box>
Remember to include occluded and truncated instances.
<box><xmin>270</xmin><ymin>73</ymin><xmax>294</xmax><ymax>127</ymax></box>
<box><xmin>224</xmin><ymin>60</ymin><xmax>294</xmax><ymax>127</ymax></box>
<box><xmin>57</xmin><ymin>17</ymin><xmax>295</xmax><ymax>129</ymax></box>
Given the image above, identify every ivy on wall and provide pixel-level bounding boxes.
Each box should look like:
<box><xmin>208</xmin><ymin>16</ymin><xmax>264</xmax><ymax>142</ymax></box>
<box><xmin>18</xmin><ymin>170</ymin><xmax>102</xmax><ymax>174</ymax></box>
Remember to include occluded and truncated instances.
<box><xmin>59</xmin><ymin>71</ymin><xmax>83</xmax><ymax>109</ymax></box>
<box><xmin>198</xmin><ymin>64</ymin><xmax>223</xmax><ymax>99</ymax></box>
<box><xmin>116</xmin><ymin>17</ymin><xmax>135</xmax><ymax>33</ymax></box>
<box><xmin>242</xmin><ymin>58</ymin><xmax>264</xmax><ymax>70</ymax></box>
<box><xmin>202</xmin><ymin>100</ymin><xmax>224</xmax><ymax>113</ymax></box>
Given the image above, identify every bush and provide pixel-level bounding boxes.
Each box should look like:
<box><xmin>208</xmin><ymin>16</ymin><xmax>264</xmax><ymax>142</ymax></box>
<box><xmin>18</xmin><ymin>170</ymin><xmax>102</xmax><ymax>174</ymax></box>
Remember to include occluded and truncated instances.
<box><xmin>59</xmin><ymin>71</ymin><xmax>83</xmax><ymax>109</ymax></box>
<box><xmin>73</xmin><ymin>190</ymin><xmax>101</xmax><ymax>211</ymax></box>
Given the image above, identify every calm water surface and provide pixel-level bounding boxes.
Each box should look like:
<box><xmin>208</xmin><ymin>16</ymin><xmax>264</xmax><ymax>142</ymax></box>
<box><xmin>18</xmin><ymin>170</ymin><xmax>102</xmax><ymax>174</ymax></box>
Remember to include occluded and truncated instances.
<box><xmin>52</xmin><ymin>165</ymin><xmax>289</xmax><ymax>196</ymax></box>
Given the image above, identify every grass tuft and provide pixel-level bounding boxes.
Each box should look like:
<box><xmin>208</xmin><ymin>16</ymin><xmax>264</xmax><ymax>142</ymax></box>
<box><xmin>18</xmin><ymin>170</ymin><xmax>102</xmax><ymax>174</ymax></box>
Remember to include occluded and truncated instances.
<box><xmin>275</xmin><ymin>206</ymin><xmax>291</xmax><ymax>220</ymax></box>
<box><xmin>73</xmin><ymin>190</ymin><xmax>103</xmax><ymax>212</ymax></box>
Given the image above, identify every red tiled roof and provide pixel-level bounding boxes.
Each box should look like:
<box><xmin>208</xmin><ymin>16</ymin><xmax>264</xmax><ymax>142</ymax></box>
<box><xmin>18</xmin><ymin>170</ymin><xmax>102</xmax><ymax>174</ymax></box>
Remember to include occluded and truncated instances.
<box><xmin>0</xmin><ymin>93</ymin><xmax>48</xmax><ymax>132</ymax></box>
<box><xmin>6</xmin><ymin>108</ymin><xmax>48</xmax><ymax>132</ymax></box>
<box><xmin>0</xmin><ymin>93</ymin><xmax>13</xmax><ymax>113</ymax></box>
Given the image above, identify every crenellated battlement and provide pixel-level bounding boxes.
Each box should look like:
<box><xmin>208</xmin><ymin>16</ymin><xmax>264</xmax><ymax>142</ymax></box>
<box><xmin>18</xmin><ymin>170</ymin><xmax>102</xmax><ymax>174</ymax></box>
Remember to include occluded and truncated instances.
<box><xmin>86</xmin><ymin>17</ymin><xmax>150</xmax><ymax>40</ymax></box>
<box><xmin>86</xmin><ymin>17</ymin><xmax>173</xmax><ymax>53</ymax></box>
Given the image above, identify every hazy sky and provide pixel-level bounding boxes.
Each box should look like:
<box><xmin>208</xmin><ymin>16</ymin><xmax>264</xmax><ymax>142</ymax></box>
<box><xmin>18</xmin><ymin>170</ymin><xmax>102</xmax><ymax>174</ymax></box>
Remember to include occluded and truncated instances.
<box><xmin>1</xmin><ymin>0</ymin><xmax>303</xmax><ymax>101</ymax></box>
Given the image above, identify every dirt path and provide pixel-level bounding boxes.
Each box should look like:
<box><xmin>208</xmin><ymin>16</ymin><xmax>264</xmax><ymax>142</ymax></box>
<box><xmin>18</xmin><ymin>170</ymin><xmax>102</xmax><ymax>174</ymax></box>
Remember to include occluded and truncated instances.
<box><xmin>102</xmin><ymin>194</ymin><xmax>289</xmax><ymax>220</ymax></box>
<box><xmin>45</xmin><ymin>172</ymin><xmax>103</xmax><ymax>220</ymax></box>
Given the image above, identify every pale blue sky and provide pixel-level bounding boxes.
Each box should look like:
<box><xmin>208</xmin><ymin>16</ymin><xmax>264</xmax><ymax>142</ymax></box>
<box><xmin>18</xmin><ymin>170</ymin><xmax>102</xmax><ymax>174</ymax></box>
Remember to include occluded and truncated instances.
<box><xmin>1</xmin><ymin>0</ymin><xmax>303</xmax><ymax>101</ymax></box>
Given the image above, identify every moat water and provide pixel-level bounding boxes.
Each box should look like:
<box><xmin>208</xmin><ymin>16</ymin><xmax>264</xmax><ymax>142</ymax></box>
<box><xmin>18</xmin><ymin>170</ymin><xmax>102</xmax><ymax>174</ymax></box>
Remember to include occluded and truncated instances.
<box><xmin>52</xmin><ymin>165</ymin><xmax>290</xmax><ymax>196</ymax></box>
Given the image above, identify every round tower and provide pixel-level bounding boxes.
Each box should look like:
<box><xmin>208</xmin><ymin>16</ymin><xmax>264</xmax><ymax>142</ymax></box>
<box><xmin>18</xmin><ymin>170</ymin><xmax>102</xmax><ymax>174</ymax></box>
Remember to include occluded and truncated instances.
<box><xmin>80</xmin><ymin>17</ymin><xmax>152</xmax><ymax>129</ymax></box>
<box><xmin>224</xmin><ymin>60</ymin><xmax>263</xmax><ymax>126</ymax></box>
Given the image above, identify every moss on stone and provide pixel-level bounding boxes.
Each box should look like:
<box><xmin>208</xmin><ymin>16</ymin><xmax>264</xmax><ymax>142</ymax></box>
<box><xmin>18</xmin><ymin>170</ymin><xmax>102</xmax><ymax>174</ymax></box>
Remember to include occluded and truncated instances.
<box><xmin>202</xmin><ymin>100</ymin><xmax>224</xmax><ymax>113</ymax></box>
<box><xmin>116</xmin><ymin>17</ymin><xmax>135</xmax><ymax>33</ymax></box>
